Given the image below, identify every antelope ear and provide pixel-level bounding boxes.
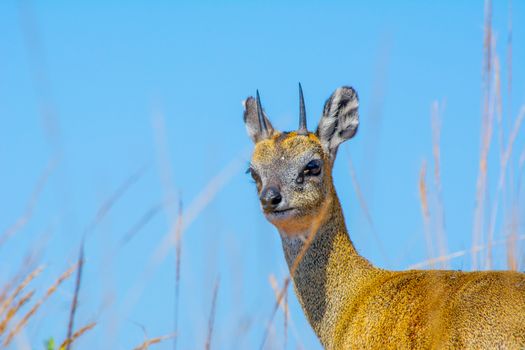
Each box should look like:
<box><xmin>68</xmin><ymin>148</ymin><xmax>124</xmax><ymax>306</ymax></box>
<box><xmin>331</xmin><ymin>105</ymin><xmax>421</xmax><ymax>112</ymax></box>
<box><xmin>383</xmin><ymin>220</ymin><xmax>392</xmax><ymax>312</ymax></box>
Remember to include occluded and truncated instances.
<box><xmin>243</xmin><ymin>96</ymin><xmax>276</xmax><ymax>143</ymax></box>
<box><xmin>316</xmin><ymin>86</ymin><xmax>359</xmax><ymax>159</ymax></box>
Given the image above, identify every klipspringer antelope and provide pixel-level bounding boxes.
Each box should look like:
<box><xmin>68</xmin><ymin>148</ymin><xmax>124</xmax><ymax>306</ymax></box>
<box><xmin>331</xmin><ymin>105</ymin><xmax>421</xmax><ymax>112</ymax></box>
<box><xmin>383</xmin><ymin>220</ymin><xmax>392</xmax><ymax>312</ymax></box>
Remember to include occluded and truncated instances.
<box><xmin>243</xmin><ymin>84</ymin><xmax>525</xmax><ymax>349</ymax></box>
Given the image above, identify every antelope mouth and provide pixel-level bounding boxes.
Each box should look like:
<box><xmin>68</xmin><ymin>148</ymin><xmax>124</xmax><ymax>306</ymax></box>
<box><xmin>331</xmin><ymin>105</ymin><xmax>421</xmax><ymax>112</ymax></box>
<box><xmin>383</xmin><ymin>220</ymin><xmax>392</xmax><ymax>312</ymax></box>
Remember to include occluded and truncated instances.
<box><xmin>264</xmin><ymin>207</ymin><xmax>298</xmax><ymax>221</ymax></box>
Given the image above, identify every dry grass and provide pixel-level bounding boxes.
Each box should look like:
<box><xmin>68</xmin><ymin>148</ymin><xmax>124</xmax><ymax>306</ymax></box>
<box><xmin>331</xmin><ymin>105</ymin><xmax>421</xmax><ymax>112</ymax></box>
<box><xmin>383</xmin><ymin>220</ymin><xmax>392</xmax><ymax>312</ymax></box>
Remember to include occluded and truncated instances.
<box><xmin>0</xmin><ymin>290</ymin><xmax>35</xmax><ymax>336</ymax></box>
<box><xmin>410</xmin><ymin>0</ymin><xmax>525</xmax><ymax>272</ymax></box>
<box><xmin>173</xmin><ymin>200</ymin><xmax>183</xmax><ymax>350</ymax></box>
<box><xmin>132</xmin><ymin>333</ymin><xmax>177</xmax><ymax>350</ymax></box>
<box><xmin>0</xmin><ymin>263</ymin><xmax>78</xmax><ymax>347</ymax></box>
<box><xmin>0</xmin><ymin>266</ymin><xmax>44</xmax><ymax>319</ymax></box>
<box><xmin>83</xmin><ymin>165</ymin><xmax>147</xmax><ymax>239</ymax></box>
<box><xmin>65</xmin><ymin>243</ymin><xmax>85</xmax><ymax>350</ymax></box>
<box><xmin>119</xmin><ymin>201</ymin><xmax>167</xmax><ymax>247</ymax></box>
<box><xmin>0</xmin><ymin>242</ymin><xmax>94</xmax><ymax>349</ymax></box>
<box><xmin>2</xmin><ymin>2</ymin><xmax>523</xmax><ymax>349</ymax></box>
<box><xmin>409</xmin><ymin>234</ymin><xmax>525</xmax><ymax>269</ymax></box>
<box><xmin>418</xmin><ymin>160</ymin><xmax>435</xmax><ymax>267</ymax></box>
<box><xmin>268</xmin><ymin>274</ymin><xmax>304</xmax><ymax>350</ymax></box>
<box><xmin>151</xmin><ymin>109</ymin><xmax>181</xmax><ymax>350</ymax></box>
<box><xmin>268</xmin><ymin>275</ymin><xmax>289</xmax><ymax>346</ymax></box>
<box><xmin>417</xmin><ymin>101</ymin><xmax>451</xmax><ymax>270</ymax></box>
<box><xmin>431</xmin><ymin>100</ymin><xmax>449</xmax><ymax>268</ymax></box>
<box><xmin>120</xmin><ymin>153</ymin><xmax>244</xmax><ymax>321</ymax></box>
<box><xmin>59</xmin><ymin>322</ymin><xmax>97</xmax><ymax>350</ymax></box>
<box><xmin>5</xmin><ymin>164</ymin><xmax>144</xmax><ymax>344</ymax></box>
<box><xmin>347</xmin><ymin>153</ymin><xmax>390</xmax><ymax>264</ymax></box>
<box><xmin>506</xmin><ymin>0</ymin><xmax>513</xmax><ymax>122</ymax></box>
<box><xmin>204</xmin><ymin>277</ymin><xmax>220</xmax><ymax>350</ymax></box>
<box><xmin>0</xmin><ymin>159</ymin><xmax>56</xmax><ymax>247</ymax></box>
<box><xmin>471</xmin><ymin>0</ymin><xmax>494</xmax><ymax>270</ymax></box>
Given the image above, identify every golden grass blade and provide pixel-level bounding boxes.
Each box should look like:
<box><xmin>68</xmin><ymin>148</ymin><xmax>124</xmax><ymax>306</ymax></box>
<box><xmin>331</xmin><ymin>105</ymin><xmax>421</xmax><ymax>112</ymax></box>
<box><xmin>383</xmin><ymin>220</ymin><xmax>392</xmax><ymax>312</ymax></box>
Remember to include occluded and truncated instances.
<box><xmin>18</xmin><ymin>0</ymin><xmax>62</xmax><ymax>150</ymax></box>
<box><xmin>132</xmin><ymin>333</ymin><xmax>177</xmax><ymax>350</ymax></box>
<box><xmin>0</xmin><ymin>266</ymin><xmax>44</xmax><ymax>319</ymax></box>
<box><xmin>152</xmin><ymin>109</ymin><xmax>178</xmax><ymax>220</ymax></box>
<box><xmin>59</xmin><ymin>322</ymin><xmax>96</xmax><ymax>350</ymax></box>
<box><xmin>66</xmin><ymin>243</ymin><xmax>85</xmax><ymax>350</ymax></box>
<box><xmin>156</xmin><ymin>154</ymin><xmax>244</xmax><ymax>264</ymax></box>
<box><xmin>0</xmin><ymin>290</ymin><xmax>34</xmax><ymax>335</ymax></box>
<box><xmin>507</xmin><ymin>0</ymin><xmax>513</xmax><ymax>124</ymax></box>
<box><xmin>486</xmin><ymin>105</ymin><xmax>525</xmax><ymax>268</ymax></box>
<box><xmin>268</xmin><ymin>275</ymin><xmax>288</xmax><ymax>319</ymax></box>
<box><xmin>408</xmin><ymin>234</ymin><xmax>525</xmax><ymax>269</ymax></box>
<box><xmin>2</xmin><ymin>263</ymin><xmax>77</xmax><ymax>347</ymax></box>
<box><xmin>205</xmin><ymin>277</ymin><xmax>220</xmax><ymax>350</ymax></box>
<box><xmin>518</xmin><ymin>144</ymin><xmax>525</xmax><ymax>193</ymax></box>
<box><xmin>269</xmin><ymin>274</ymin><xmax>290</xmax><ymax>348</ymax></box>
<box><xmin>483</xmin><ymin>0</ymin><xmax>493</xmax><ymax>79</ymax></box>
<box><xmin>173</xmin><ymin>200</ymin><xmax>183</xmax><ymax>350</ymax></box>
<box><xmin>347</xmin><ymin>154</ymin><xmax>390</xmax><ymax>264</ymax></box>
<box><xmin>84</xmin><ymin>165</ymin><xmax>147</xmax><ymax>238</ymax></box>
<box><xmin>0</xmin><ymin>159</ymin><xmax>56</xmax><ymax>246</ymax></box>
<box><xmin>431</xmin><ymin>100</ymin><xmax>449</xmax><ymax>268</ymax></box>
<box><xmin>119</xmin><ymin>201</ymin><xmax>166</xmax><ymax>247</ymax></box>
<box><xmin>495</xmin><ymin>56</ymin><xmax>504</xmax><ymax>157</ymax></box>
<box><xmin>492</xmin><ymin>54</ymin><xmax>505</xmax><ymax>268</ymax></box>
<box><xmin>151</xmin><ymin>109</ymin><xmax>183</xmax><ymax>350</ymax></box>
<box><xmin>283</xmin><ymin>284</ymin><xmax>288</xmax><ymax>350</ymax></box>
<box><xmin>472</xmin><ymin>0</ymin><xmax>494</xmax><ymax>270</ymax></box>
<box><xmin>506</xmin><ymin>211</ymin><xmax>519</xmax><ymax>271</ymax></box>
<box><xmin>418</xmin><ymin>160</ymin><xmax>435</xmax><ymax>267</ymax></box>
<box><xmin>268</xmin><ymin>274</ymin><xmax>304</xmax><ymax>350</ymax></box>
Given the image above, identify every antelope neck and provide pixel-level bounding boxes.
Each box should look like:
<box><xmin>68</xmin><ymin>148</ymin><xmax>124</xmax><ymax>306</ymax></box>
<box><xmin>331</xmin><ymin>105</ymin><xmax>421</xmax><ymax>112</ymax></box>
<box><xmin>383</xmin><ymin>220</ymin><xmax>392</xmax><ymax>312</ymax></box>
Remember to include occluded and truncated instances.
<box><xmin>278</xmin><ymin>194</ymin><xmax>377</xmax><ymax>348</ymax></box>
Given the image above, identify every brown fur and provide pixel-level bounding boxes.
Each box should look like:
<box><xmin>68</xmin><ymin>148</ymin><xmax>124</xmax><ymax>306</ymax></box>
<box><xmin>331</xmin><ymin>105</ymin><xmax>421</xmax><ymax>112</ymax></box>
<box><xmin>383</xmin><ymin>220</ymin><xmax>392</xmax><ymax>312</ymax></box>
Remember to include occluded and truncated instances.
<box><xmin>244</xmin><ymin>87</ymin><xmax>525</xmax><ymax>349</ymax></box>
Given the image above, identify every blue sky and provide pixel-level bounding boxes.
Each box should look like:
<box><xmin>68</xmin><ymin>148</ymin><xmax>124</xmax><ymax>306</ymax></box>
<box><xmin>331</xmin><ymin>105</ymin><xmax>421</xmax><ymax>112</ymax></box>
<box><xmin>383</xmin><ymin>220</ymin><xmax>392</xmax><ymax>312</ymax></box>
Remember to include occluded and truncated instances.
<box><xmin>1</xmin><ymin>1</ymin><xmax>524</xmax><ymax>349</ymax></box>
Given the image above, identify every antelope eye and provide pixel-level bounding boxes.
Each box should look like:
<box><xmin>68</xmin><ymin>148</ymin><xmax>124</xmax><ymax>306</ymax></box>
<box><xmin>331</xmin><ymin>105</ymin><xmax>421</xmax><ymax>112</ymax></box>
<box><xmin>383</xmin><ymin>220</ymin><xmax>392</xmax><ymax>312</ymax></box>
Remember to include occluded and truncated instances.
<box><xmin>246</xmin><ymin>167</ymin><xmax>260</xmax><ymax>182</ymax></box>
<box><xmin>303</xmin><ymin>159</ymin><xmax>322</xmax><ymax>176</ymax></box>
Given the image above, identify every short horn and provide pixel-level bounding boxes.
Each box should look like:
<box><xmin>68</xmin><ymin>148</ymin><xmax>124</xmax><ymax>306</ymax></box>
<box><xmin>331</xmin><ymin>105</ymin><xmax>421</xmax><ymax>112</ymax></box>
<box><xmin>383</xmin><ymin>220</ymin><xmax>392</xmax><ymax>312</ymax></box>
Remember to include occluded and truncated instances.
<box><xmin>256</xmin><ymin>90</ymin><xmax>269</xmax><ymax>138</ymax></box>
<box><xmin>298</xmin><ymin>83</ymin><xmax>308</xmax><ymax>135</ymax></box>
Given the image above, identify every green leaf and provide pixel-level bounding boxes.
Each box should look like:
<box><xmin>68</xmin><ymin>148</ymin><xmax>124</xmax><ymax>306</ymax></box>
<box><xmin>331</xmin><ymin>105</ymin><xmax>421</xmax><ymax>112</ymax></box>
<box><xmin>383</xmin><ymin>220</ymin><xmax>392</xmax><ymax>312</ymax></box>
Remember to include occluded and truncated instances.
<box><xmin>45</xmin><ymin>338</ymin><xmax>56</xmax><ymax>350</ymax></box>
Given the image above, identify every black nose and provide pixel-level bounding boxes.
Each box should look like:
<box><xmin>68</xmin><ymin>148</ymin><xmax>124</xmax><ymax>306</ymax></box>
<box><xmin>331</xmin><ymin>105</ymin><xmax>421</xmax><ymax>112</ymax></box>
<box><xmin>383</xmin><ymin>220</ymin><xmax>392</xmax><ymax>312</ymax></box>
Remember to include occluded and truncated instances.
<box><xmin>260</xmin><ymin>186</ymin><xmax>282</xmax><ymax>211</ymax></box>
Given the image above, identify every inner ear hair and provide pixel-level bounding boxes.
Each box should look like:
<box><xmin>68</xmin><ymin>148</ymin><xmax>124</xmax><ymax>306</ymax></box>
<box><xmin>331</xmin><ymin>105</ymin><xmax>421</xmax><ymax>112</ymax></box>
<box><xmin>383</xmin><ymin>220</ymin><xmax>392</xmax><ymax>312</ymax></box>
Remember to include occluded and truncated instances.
<box><xmin>243</xmin><ymin>96</ymin><xmax>275</xmax><ymax>143</ymax></box>
<box><xmin>316</xmin><ymin>86</ymin><xmax>359</xmax><ymax>159</ymax></box>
